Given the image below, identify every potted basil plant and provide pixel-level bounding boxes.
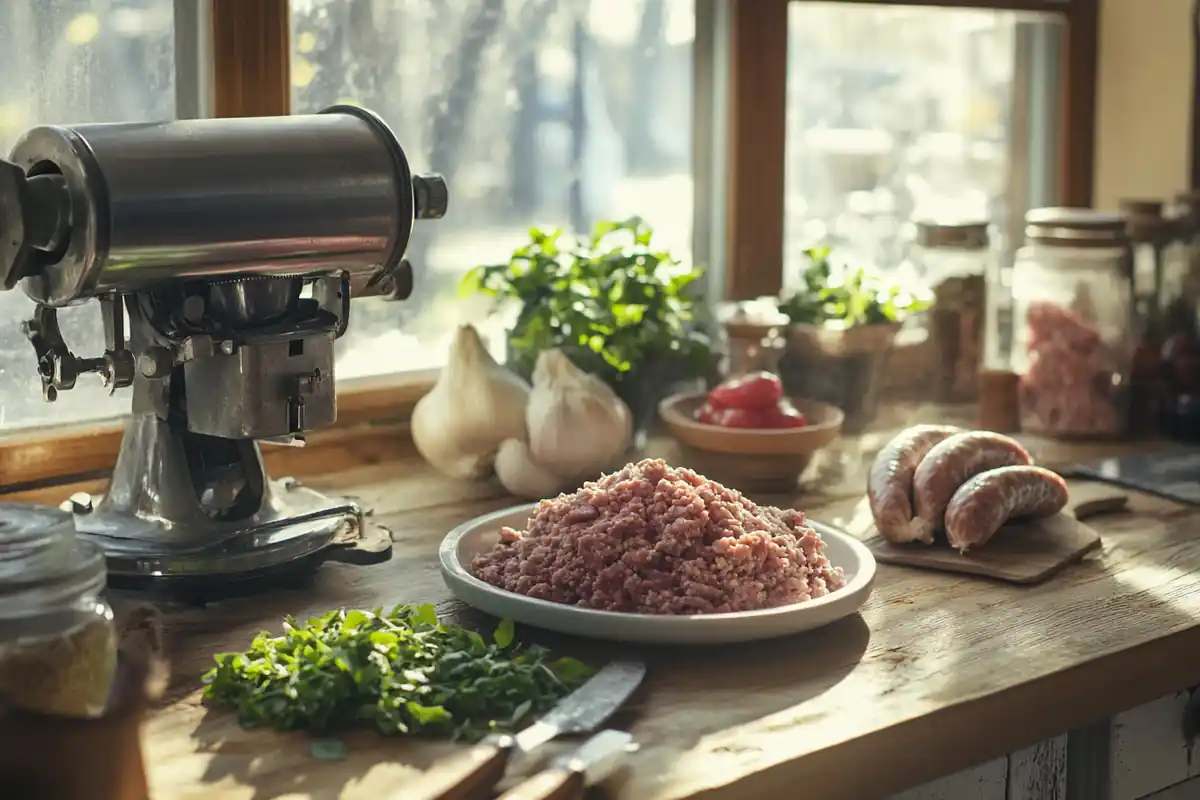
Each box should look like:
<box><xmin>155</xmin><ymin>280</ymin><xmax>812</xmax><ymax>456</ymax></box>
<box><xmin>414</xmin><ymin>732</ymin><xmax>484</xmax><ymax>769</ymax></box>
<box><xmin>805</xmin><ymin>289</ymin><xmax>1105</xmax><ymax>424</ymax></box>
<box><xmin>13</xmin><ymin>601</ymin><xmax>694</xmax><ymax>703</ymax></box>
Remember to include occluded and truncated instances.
<box><xmin>777</xmin><ymin>246</ymin><xmax>929</xmax><ymax>432</ymax></box>
<box><xmin>459</xmin><ymin>217</ymin><xmax>713</xmax><ymax>442</ymax></box>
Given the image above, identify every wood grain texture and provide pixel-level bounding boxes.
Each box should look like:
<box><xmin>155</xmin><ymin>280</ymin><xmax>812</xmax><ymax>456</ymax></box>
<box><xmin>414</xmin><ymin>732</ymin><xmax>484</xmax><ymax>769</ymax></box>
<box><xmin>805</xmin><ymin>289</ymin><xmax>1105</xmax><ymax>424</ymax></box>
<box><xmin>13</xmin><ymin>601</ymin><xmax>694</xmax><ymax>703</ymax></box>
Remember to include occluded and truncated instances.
<box><xmin>1008</xmin><ymin>735</ymin><xmax>1068</xmax><ymax>800</ymax></box>
<box><xmin>496</xmin><ymin>767</ymin><xmax>583</xmax><ymax>800</ymax></box>
<box><xmin>853</xmin><ymin>503</ymin><xmax>1104</xmax><ymax>585</ymax></box>
<box><xmin>1110</xmin><ymin>693</ymin><xmax>1194</xmax><ymax>800</ymax></box>
<box><xmin>124</xmin><ymin>428</ymin><xmax>1200</xmax><ymax>800</ymax></box>
<box><xmin>889</xmin><ymin>758</ymin><xmax>1007</xmax><ymax>800</ymax></box>
<box><xmin>1144</xmin><ymin>775</ymin><xmax>1200</xmax><ymax>800</ymax></box>
<box><xmin>724</xmin><ymin>0</ymin><xmax>789</xmax><ymax>300</ymax></box>
<box><xmin>211</xmin><ymin>0</ymin><xmax>290</xmax><ymax>118</ymax></box>
<box><xmin>1060</xmin><ymin>0</ymin><xmax>1099</xmax><ymax>207</ymax></box>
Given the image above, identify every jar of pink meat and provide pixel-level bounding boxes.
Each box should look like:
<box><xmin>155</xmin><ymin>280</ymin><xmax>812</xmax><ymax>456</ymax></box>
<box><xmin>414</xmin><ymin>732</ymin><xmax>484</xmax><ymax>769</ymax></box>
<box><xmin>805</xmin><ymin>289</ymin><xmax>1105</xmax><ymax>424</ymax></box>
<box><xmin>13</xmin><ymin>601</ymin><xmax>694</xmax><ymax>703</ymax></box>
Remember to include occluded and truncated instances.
<box><xmin>1012</xmin><ymin>207</ymin><xmax>1136</xmax><ymax>439</ymax></box>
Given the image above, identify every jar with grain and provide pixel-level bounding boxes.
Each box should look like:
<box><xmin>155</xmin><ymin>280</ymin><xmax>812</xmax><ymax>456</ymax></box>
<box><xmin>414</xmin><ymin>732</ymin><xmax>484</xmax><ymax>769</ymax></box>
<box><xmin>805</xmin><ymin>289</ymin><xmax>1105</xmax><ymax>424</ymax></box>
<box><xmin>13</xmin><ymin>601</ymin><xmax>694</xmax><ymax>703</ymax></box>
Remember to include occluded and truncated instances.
<box><xmin>910</xmin><ymin>219</ymin><xmax>991</xmax><ymax>404</ymax></box>
<box><xmin>1012</xmin><ymin>208</ymin><xmax>1135</xmax><ymax>439</ymax></box>
<box><xmin>0</xmin><ymin>504</ymin><xmax>117</xmax><ymax>718</ymax></box>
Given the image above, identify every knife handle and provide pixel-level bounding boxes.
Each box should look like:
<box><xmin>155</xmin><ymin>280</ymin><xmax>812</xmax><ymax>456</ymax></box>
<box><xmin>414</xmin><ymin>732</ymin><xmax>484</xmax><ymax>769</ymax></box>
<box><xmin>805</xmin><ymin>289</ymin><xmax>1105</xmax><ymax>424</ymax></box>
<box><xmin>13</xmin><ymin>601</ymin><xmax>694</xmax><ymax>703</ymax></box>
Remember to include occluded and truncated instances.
<box><xmin>497</xmin><ymin>766</ymin><xmax>584</xmax><ymax>800</ymax></box>
<box><xmin>421</xmin><ymin>737</ymin><xmax>513</xmax><ymax>800</ymax></box>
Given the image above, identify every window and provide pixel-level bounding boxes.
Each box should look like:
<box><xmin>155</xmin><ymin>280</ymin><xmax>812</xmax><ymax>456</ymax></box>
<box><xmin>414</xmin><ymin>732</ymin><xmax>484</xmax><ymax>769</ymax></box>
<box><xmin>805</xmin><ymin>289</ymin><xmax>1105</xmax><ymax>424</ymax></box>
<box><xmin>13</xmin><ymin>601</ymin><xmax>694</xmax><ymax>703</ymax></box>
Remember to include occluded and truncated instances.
<box><xmin>0</xmin><ymin>1</ymin><xmax>176</xmax><ymax>429</ymax></box>
<box><xmin>291</xmin><ymin>0</ymin><xmax>697</xmax><ymax>379</ymax></box>
<box><xmin>0</xmin><ymin>0</ymin><xmax>1099</xmax><ymax>447</ymax></box>
<box><xmin>783</xmin><ymin>3</ymin><xmax>1064</xmax><ymax>287</ymax></box>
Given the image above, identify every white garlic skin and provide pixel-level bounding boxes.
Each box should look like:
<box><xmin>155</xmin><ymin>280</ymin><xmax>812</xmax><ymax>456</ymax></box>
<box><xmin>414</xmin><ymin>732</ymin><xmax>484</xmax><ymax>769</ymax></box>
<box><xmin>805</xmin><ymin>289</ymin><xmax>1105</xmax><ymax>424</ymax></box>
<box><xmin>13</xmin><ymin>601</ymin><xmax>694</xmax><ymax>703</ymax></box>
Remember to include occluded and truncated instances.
<box><xmin>525</xmin><ymin>349</ymin><xmax>633</xmax><ymax>480</ymax></box>
<box><xmin>411</xmin><ymin>324</ymin><xmax>531</xmax><ymax>480</ymax></box>
<box><xmin>493</xmin><ymin>438</ymin><xmax>565</xmax><ymax>499</ymax></box>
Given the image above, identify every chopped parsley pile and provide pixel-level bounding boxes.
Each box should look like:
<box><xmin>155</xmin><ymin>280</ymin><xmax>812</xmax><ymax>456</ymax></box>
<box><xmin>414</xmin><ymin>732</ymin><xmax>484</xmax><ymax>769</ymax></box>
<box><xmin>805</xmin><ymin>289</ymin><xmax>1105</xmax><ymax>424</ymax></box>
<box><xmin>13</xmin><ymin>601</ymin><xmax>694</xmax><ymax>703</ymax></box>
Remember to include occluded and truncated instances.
<box><xmin>202</xmin><ymin>604</ymin><xmax>592</xmax><ymax>741</ymax></box>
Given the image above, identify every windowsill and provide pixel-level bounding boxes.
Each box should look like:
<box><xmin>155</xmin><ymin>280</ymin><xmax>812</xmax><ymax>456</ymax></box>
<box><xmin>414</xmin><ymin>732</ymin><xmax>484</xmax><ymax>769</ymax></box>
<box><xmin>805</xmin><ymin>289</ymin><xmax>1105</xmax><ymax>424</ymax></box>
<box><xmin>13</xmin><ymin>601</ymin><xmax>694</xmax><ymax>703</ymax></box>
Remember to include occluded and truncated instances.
<box><xmin>0</xmin><ymin>371</ymin><xmax>436</xmax><ymax>493</ymax></box>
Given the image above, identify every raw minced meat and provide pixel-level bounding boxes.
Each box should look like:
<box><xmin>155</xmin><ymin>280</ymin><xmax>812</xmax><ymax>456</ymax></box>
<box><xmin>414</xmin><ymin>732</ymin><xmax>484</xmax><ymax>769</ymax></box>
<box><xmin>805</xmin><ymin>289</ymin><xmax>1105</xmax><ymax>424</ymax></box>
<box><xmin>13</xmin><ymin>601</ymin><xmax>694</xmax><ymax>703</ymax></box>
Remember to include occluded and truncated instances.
<box><xmin>470</xmin><ymin>458</ymin><xmax>846</xmax><ymax>614</ymax></box>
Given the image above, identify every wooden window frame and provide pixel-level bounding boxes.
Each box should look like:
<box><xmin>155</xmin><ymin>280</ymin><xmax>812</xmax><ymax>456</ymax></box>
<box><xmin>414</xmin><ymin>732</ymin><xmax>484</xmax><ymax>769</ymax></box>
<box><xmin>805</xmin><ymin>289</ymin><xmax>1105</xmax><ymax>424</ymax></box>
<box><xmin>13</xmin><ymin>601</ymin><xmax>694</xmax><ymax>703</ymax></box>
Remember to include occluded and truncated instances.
<box><xmin>0</xmin><ymin>0</ymin><xmax>1100</xmax><ymax>494</ymax></box>
<box><xmin>724</xmin><ymin>0</ymin><xmax>1099</xmax><ymax>299</ymax></box>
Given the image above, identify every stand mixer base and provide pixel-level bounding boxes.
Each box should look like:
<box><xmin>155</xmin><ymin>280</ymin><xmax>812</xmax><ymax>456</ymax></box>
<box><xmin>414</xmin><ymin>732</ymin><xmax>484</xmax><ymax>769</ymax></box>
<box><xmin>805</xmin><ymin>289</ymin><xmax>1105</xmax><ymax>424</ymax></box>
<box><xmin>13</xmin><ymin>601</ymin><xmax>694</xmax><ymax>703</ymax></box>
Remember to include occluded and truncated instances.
<box><xmin>66</xmin><ymin>477</ymin><xmax>392</xmax><ymax>601</ymax></box>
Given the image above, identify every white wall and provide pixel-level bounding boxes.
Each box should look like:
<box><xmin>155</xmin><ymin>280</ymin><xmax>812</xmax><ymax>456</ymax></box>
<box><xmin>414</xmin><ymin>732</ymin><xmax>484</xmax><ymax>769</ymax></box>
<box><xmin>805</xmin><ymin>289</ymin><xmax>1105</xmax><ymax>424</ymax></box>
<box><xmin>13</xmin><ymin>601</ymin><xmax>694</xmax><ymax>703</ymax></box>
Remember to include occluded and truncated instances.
<box><xmin>1093</xmin><ymin>0</ymin><xmax>1193</xmax><ymax>208</ymax></box>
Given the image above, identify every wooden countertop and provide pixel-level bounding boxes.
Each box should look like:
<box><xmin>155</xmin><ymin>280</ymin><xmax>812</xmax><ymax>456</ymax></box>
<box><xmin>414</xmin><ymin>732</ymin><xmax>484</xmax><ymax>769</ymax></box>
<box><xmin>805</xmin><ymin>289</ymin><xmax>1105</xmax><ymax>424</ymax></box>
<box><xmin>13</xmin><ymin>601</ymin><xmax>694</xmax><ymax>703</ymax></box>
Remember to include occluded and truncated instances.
<box><xmin>128</xmin><ymin>425</ymin><xmax>1200</xmax><ymax>800</ymax></box>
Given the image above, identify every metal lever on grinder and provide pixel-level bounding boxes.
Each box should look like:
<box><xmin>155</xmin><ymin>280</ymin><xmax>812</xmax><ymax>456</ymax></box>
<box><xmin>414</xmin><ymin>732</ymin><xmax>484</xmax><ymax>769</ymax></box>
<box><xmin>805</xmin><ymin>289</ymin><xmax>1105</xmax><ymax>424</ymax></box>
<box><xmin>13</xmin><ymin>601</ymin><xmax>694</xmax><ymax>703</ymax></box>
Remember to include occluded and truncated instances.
<box><xmin>21</xmin><ymin>296</ymin><xmax>135</xmax><ymax>401</ymax></box>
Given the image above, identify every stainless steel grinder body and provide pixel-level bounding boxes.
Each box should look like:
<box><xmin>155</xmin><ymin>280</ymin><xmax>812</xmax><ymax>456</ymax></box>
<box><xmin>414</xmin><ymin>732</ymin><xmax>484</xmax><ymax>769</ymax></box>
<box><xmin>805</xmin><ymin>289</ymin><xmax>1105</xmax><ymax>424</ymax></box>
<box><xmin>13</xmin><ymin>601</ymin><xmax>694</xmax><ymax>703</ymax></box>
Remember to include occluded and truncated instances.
<box><xmin>0</xmin><ymin>107</ymin><xmax>448</xmax><ymax>588</ymax></box>
<box><xmin>6</xmin><ymin>107</ymin><xmax>431</xmax><ymax>305</ymax></box>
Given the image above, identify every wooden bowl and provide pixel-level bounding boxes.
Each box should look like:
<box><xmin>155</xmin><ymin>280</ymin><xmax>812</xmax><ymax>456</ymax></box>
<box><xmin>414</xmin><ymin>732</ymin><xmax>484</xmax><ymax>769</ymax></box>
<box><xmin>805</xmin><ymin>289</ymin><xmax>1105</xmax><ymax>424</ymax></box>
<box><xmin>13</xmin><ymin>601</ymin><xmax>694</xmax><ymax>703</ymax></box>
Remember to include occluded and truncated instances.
<box><xmin>658</xmin><ymin>392</ymin><xmax>844</xmax><ymax>492</ymax></box>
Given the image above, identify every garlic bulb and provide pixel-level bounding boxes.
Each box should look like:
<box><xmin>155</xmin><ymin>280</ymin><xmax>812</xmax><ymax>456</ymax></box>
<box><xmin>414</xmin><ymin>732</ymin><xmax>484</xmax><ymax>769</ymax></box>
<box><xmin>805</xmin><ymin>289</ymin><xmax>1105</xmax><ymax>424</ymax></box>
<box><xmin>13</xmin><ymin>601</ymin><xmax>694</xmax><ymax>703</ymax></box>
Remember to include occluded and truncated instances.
<box><xmin>526</xmin><ymin>349</ymin><xmax>632</xmax><ymax>479</ymax></box>
<box><xmin>494</xmin><ymin>438</ymin><xmax>564</xmax><ymax>500</ymax></box>
<box><xmin>411</xmin><ymin>325</ymin><xmax>531</xmax><ymax>479</ymax></box>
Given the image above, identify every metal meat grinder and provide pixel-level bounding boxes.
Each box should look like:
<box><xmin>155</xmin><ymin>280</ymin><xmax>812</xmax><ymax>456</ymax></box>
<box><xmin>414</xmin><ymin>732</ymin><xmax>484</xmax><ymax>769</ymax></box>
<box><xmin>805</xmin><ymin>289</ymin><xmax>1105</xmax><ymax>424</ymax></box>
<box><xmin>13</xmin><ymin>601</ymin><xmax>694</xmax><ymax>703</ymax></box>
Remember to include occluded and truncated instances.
<box><xmin>0</xmin><ymin>106</ymin><xmax>448</xmax><ymax>592</ymax></box>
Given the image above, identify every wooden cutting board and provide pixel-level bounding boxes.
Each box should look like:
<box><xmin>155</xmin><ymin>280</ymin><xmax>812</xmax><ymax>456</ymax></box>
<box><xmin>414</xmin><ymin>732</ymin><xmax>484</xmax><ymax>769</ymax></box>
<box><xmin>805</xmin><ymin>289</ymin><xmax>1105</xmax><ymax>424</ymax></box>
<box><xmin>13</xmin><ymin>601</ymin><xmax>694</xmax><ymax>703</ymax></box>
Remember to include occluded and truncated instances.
<box><xmin>844</xmin><ymin>482</ymin><xmax>1127</xmax><ymax>585</ymax></box>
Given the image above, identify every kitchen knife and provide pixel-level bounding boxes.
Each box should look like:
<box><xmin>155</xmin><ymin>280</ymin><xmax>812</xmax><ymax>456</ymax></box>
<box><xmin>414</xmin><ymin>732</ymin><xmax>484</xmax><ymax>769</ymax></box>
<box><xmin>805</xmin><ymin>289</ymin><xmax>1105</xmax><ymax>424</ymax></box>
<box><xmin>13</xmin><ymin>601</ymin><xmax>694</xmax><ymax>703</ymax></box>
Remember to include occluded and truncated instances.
<box><xmin>496</xmin><ymin>729</ymin><xmax>636</xmax><ymax>800</ymax></box>
<box><xmin>415</xmin><ymin>660</ymin><xmax>647</xmax><ymax>800</ymax></box>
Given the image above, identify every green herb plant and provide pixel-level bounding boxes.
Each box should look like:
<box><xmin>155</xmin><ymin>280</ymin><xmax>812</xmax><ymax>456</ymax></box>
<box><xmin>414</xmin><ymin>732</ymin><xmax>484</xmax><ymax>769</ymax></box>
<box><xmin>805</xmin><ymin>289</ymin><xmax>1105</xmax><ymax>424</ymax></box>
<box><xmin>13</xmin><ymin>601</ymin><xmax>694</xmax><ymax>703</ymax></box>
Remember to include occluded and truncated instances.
<box><xmin>778</xmin><ymin>246</ymin><xmax>929</xmax><ymax>328</ymax></box>
<box><xmin>459</xmin><ymin>217</ymin><xmax>712</xmax><ymax>386</ymax></box>
<box><xmin>202</xmin><ymin>605</ymin><xmax>592</xmax><ymax>741</ymax></box>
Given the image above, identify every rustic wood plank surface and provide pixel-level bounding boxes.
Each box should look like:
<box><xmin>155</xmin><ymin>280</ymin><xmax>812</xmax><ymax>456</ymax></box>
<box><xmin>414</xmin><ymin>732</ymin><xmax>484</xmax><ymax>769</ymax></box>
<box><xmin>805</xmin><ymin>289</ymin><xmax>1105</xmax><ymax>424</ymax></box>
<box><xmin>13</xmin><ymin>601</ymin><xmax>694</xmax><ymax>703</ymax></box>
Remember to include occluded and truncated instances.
<box><xmin>852</xmin><ymin>502</ymin><xmax>1106</xmax><ymax>585</ymax></box>
<box><xmin>103</xmin><ymin>413</ymin><xmax>1200</xmax><ymax>800</ymax></box>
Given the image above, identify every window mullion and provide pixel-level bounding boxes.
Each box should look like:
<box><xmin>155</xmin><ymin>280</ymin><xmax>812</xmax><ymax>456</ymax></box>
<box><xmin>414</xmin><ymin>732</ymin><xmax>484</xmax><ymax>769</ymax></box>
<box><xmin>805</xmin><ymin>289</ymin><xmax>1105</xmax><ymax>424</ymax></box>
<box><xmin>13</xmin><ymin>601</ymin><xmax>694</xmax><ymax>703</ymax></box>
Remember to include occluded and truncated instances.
<box><xmin>174</xmin><ymin>0</ymin><xmax>214</xmax><ymax>119</ymax></box>
<box><xmin>725</xmin><ymin>0</ymin><xmax>790</xmax><ymax>300</ymax></box>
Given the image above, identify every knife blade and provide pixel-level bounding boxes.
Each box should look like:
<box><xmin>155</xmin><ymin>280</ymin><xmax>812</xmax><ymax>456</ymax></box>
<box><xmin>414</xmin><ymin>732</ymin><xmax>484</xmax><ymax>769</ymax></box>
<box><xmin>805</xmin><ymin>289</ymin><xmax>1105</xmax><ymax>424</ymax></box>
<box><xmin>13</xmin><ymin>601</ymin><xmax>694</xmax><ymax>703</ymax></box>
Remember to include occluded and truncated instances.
<box><xmin>512</xmin><ymin>660</ymin><xmax>645</xmax><ymax>753</ymax></box>
<box><xmin>417</xmin><ymin>660</ymin><xmax>646</xmax><ymax>800</ymax></box>
<box><xmin>497</xmin><ymin>729</ymin><xmax>636</xmax><ymax>800</ymax></box>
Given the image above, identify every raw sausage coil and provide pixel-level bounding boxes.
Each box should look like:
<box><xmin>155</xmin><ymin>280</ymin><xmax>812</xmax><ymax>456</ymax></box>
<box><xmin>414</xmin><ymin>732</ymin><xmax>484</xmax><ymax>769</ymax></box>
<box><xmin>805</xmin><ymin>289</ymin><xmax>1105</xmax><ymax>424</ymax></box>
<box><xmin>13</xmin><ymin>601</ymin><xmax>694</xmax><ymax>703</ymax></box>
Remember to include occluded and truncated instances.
<box><xmin>868</xmin><ymin>424</ymin><xmax>962</xmax><ymax>544</ymax></box>
<box><xmin>912</xmin><ymin>431</ymin><xmax>1033</xmax><ymax>538</ymax></box>
<box><xmin>943</xmin><ymin>465</ymin><xmax>1069</xmax><ymax>553</ymax></box>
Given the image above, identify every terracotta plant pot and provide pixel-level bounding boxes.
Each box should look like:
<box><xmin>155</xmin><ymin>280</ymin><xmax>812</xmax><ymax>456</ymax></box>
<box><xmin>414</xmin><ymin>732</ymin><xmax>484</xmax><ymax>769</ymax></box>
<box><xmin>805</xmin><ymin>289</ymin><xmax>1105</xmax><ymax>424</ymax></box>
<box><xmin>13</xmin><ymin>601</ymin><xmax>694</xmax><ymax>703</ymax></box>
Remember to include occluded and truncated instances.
<box><xmin>778</xmin><ymin>322</ymin><xmax>901</xmax><ymax>434</ymax></box>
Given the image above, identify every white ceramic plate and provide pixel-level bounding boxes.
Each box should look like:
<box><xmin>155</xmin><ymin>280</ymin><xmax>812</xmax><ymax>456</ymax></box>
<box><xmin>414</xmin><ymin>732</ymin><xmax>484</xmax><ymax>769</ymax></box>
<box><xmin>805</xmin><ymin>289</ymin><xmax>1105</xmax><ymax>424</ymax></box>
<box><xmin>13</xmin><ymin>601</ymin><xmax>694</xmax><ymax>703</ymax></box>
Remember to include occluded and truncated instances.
<box><xmin>439</xmin><ymin>503</ymin><xmax>876</xmax><ymax>645</ymax></box>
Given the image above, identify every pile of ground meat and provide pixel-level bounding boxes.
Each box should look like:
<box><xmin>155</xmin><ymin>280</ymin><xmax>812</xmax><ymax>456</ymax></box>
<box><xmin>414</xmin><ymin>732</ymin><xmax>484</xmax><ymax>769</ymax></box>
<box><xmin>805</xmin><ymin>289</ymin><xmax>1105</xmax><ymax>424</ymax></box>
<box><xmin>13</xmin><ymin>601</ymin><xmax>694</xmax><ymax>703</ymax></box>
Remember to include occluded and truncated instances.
<box><xmin>470</xmin><ymin>459</ymin><xmax>846</xmax><ymax>614</ymax></box>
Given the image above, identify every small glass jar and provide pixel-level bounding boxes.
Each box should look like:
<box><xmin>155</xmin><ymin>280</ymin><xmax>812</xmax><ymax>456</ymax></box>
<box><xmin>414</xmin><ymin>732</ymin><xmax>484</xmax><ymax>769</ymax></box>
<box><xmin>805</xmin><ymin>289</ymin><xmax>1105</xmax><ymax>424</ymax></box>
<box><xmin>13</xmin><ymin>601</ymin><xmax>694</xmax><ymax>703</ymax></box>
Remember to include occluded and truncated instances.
<box><xmin>1167</xmin><ymin>189</ymin><xmax>1200</xmax><ymax>332</ymax></box>
<box><xmin>1012</xmin><ymin>208</ymin><xmax>1134</xmax><ymax>439</ymax></box>
<box><xmin>717</xmin><ymin>299</ymin><xmax>789</xmax><ymax>378</ymax></box>
<box><xmin>979</xmin><ymin>245</ymin><xmax>1019</xmax><ymax>432</ymax></box>
<box><xmin>0</xmin><ymin>504</ymin><xmax>117</xmax><ymax>718</ymax></box>
<box><xmin>910</xmin><ymin>219</ymin><xmax>992</xmax><ymax>404</ymax></box>
<box><xmin>1120</xmin><ymin>199</ymin><xmax>1174</xmax><ymax>313</ymax></box>
<box><xmin>1119</xmin><ymin>199</ymin><xmax>1176</xmax><ymax>435</ymax></box>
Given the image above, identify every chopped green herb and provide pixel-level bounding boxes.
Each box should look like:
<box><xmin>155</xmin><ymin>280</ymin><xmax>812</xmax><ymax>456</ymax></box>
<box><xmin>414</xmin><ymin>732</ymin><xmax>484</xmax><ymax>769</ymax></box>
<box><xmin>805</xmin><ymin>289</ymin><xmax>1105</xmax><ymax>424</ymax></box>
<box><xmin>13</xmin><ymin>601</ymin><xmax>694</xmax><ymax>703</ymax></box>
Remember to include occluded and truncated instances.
<box><xmin>201</xmin><ymin>605</ymin><xmax>592</xmax><ymax>741</ymax></box>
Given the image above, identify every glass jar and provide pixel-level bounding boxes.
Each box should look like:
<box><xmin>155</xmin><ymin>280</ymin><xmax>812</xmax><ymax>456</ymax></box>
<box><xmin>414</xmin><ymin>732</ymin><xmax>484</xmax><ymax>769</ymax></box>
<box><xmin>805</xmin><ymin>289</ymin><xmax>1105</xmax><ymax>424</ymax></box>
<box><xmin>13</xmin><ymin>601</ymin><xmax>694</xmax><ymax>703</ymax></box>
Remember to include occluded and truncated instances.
<box><xmin>0</xmin><ymin>504</ymin><xmax>117</xmax><ymax>718</ymax></box>
<box><xmin>1119</xmin><ymin>199</ymin><xmax>1182</xmax><ymax>435</ymax></box>
<box><xmin>979</xmin><ymin>244</ymin><xmax>1019</xmax><ymax>432</ymax></box>
<box><xmin>717</xmin><ymin>299</ymin><xmax>789</xmax><ymax>378</ymax></box>
<box><xmin>910</xmin><ymin>219</ymin><xmax>991</xmax><ymax>404</ymax></box>
<box><xmin>1012</xmin><ymin>208</ymin><xmax>1134</xmax><ymax>439</ymax></box>
<box><xmin>1167</xmin><ymin>189</ymin><xmax>1200</xmax><ymax>333</ymax></box>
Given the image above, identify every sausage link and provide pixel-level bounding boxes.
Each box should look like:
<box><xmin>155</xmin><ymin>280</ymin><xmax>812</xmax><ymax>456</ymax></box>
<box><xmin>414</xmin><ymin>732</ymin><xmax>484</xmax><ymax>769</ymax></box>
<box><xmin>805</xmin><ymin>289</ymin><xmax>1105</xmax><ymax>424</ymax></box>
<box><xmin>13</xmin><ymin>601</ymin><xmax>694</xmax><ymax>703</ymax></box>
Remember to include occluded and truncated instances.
<box><xmin>943</xmin><ymin>465</ymin><xmax>1069</xmax><ymax>553</ymax></box>
<box><xmin>912</xmin><ymin>432</ymin><xmax>1033</xmax><ymax>537</ymax></box>
<box><xmin>868</xmin><ymin>424</ymin><xmax>962</xmax><ymax>544</ymax></box>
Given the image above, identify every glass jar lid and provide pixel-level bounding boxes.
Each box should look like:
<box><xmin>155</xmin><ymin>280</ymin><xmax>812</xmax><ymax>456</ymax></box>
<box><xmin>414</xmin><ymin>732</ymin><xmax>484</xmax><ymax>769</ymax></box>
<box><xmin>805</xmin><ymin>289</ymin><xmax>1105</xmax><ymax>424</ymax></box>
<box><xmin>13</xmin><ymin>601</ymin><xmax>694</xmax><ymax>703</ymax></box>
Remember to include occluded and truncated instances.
<box><xmin>915</xmin><ymin>219</ymin><xmax>990</xmax><ymax>250</ymax></box>
<box><xmin>0</xmin><ymin>503</ymin><xmax>105</xmax><ymax>614</ymax></box>
<box><xmin>1024</xmin><ymin>207</ymin><xmax>1130</xmax><ymax>248</ymax></box>
<box><xmin>1120</xmin><ymin>198</ymin><xmax>1164</xmax><ymax>217</ymax></box>
<box><xmin>1119</xmin><ymin>198</ymin><xmax>1174</xmax><ymax>243</ymax></box>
